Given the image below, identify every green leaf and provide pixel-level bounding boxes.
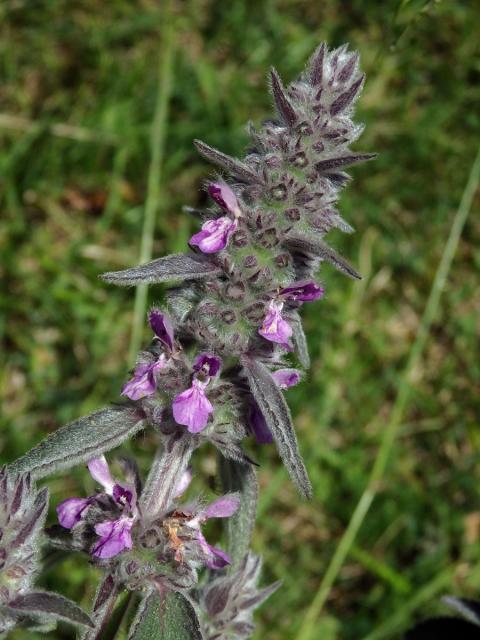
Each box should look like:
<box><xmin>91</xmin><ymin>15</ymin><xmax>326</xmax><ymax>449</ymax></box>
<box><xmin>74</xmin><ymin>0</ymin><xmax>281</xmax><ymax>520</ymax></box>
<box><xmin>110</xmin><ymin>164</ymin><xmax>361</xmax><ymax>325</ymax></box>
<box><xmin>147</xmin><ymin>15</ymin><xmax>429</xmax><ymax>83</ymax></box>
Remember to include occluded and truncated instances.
<box><xmin>285</xmin><ymin>232</ymin><xmax>361</xmax><ymax>280</ymax></box>
<box><xmin>127</xmin><ymin>590</ymin><xmax>203</xmax><ymax>640</ymax></box>
<box><xmin>9</xmin><ymin>407</ymin><xmax>145</xmax><ymax>480</ymax></box>
<box><xmin>100</xmin><ymin>253</ymin><xmax>221</xmax><ymax>286</ymax></box>
<box><xmin>8</xmin><ymin>591</ymin><xmax>94</xmax><ymax>629</ymax></box>
<box><xmin>241</xmin><ymin>356</ymin><xmax>312</xmax><ymax>498</ymax></box>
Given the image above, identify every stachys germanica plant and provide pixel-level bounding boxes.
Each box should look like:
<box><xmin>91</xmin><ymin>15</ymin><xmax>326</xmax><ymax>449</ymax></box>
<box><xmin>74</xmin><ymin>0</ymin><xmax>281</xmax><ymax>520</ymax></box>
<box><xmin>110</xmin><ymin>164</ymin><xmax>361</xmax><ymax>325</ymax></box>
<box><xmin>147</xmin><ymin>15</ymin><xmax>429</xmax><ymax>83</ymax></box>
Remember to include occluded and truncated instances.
<box><xmin>5</xmin><ymin>43</ymin><xmax>374</xmax><ymax>639</ymax></box>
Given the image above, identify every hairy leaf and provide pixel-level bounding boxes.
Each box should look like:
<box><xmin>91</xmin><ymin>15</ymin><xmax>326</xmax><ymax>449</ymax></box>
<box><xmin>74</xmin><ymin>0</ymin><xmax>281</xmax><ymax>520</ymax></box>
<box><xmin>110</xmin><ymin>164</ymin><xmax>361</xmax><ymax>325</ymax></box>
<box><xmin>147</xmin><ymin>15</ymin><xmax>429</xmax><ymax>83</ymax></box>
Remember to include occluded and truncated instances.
<box><xmin>241</xmin><ymin>357</ymin><xmax>312</xmax><ymax>498</ymax></box>
<box><xmin>9</xmin><ymin>591</ymin><xmax>94</xmax><ymax>629</ymax></box>
<box><xmin>80</xmin><ymin>574</ymin><xmax>121</xmax><ymax>640</ymax></box>
<box><xmin>127</xmin><ymin>590</ymin><xmax>203</xmax><ymax>640</ymax></box>
<box><xmin>443</xmin><ymin>597</ymin><xmax>480</xmax><ymax>626</ymax></box>
<box><xmin>285</xmin><ymin>232</ymin><xmax>361</xmax><ymax>280</ymax></box>
<box><xmin>9</xmin><ymin>407</ymin><xmax>145</xmax><ymax>479</ymax></box>
<box><xmin>194</xmin><ymin>139</ymin><xmax>261</xmax><ymax>184</ymax></box>
<box><xmin>316</xmin><ymin>152</ymin><xmax>376</xmax><ymax>172</ymax></box>
<box><xmin>219</xmin><ymin>458</ymin><xmax>258</xmax><ymax>567</ymax></box>
<box><xmin>270</xmin><ymin>68</ymin><xmax>297</xmax><ymax>126</ymax></box>
<box><xmin>100</xmin><ymin>254</ymin><xmax>221</xmax><ymax>286</ymax></box>
<box><xmin>211</xmin><ymin>435</ymin><xmax>257</xmax><ymax>466</ymax></box>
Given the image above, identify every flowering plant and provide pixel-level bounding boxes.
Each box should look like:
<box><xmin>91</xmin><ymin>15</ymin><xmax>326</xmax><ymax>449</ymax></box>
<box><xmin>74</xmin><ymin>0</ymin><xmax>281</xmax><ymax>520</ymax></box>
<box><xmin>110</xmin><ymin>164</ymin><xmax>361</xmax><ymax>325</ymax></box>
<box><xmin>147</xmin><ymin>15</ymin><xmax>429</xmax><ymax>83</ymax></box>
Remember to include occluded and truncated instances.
<box><xmin>3</xmin><ymin>43</ymin><xmax>373</xmax><ymax>638</ymax></box>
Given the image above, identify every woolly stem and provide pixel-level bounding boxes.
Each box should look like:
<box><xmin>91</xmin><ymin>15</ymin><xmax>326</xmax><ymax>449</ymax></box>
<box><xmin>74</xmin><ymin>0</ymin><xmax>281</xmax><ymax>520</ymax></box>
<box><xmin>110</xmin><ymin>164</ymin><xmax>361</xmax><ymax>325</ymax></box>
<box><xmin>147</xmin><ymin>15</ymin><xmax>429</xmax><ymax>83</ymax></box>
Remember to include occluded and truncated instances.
<box><xmin>140</xmin><ymin>433</ymin><xmax>196</xmax><ymax>519</ymax></box>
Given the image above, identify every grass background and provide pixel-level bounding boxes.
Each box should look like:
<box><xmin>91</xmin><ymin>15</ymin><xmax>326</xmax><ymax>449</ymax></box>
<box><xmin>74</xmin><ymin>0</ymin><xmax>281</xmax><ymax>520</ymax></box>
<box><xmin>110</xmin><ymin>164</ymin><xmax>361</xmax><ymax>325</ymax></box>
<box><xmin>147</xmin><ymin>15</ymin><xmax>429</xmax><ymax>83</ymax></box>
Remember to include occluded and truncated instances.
<box><xmin>1</xmin><ymin>0</ymin><xmax>479</xmax><ymax>638</ymax></box>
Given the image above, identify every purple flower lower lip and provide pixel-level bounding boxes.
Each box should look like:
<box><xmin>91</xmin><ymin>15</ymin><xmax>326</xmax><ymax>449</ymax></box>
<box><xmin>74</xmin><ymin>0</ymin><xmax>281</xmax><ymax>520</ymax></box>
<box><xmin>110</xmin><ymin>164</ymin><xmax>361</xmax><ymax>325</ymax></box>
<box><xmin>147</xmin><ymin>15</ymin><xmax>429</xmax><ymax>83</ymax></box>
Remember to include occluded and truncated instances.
<box><xmin>92</xmin><ymin>517</ymin><xmax>134</xmax><ymax>559</ymax></box>
<box><xmin>207</xmin><ymin>182</ymin><xmax>241</xmax><ymax>216</ymax></box>
<box><xmin>148</xmin><ymin>309</ymin><xmax>174</xmax><ymax>350</ymax></box>
<box><xmin>190</xmin><ymin>216</ymin><xmax>238</xmax><ymax>254</ymax></box>
<box><xmin>172</xmin><ymin>379</ymin><xmax>213</xmax><ymax>433</ymax></box>
<box><xmin>280</xmin><ymin>280</ymin><xmax>324</xmax><ymax>302</ymax></box>
<box><xmin>258</xmin><ymin>301</ymin><xmax>293</xmax><ymax>348</ymax></box>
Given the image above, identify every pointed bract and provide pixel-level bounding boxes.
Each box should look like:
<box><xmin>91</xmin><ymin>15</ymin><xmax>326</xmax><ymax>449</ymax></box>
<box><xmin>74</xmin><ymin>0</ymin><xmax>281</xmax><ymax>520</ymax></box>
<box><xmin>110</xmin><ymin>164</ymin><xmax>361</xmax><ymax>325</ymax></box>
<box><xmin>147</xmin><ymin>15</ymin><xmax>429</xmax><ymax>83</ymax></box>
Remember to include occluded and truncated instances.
<box><xmin>194</xmin><ymin>139</ymin><xmax>262</xmax><ymax>183</ymax></box>
<box><xmin>270</xmin><ymin>68</ymin><xmax>297</xmax><ymax>126</ymax></box>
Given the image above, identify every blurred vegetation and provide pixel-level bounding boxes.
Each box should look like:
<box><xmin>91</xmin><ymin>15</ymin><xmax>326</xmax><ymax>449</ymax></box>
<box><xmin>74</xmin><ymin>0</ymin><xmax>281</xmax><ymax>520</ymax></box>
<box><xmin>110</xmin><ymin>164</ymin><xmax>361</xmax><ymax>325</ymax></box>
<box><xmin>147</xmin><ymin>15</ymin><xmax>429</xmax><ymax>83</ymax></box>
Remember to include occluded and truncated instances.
<box><xmin>1</xmin><ymin>1</ymin><xmax>479</xmax><ymax>638</ymax></box>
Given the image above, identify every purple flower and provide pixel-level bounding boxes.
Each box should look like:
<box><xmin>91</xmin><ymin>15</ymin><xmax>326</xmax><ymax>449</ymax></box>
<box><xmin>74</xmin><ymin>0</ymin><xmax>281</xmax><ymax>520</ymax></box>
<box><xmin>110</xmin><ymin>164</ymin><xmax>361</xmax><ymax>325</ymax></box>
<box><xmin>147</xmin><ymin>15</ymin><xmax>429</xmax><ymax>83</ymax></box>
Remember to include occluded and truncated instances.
<box><xmin>172</xmin><ymin>379</ymin><xmax>213</xmax><ymax>433</ymax></box>
<box><xmin>88</xmin><ymin>456</ymin><xmax>115</xmax><ymax>492</ymax></box>
<box><xmin>56</xmin><ymin>456</ymin><xmax>138</xmax><ymax>560</ymax></box>
<box><xmin>249</xmin><ymin>369</ymin><xmax>301</xmax><ymax>444</ymax></box>
<box><xmin>121</xmin><ymin>355</ymin><xmax>167</xmax><ymax>401</ymax></box>
<box><xmin>162</xmin><ymin>479</ymin><xmax>239</xmax><ymax>570</ymax></box>
<box><xmin>199</xmin><ymin>494</ymin><xmax>241</xmax><ymax>519</ymax></box>
<box><xmin>193</xmin><ymin>353</ymin><xmax>222</xmax><ymax>377</ymax></box>
<box><xmin>280</xmin><ymin>280</ymin><xmax>324</xmax><ymax>302</ymax></box>
<box><xmin>207</xmin><ymin>183</ymin><xmax>241</xmax><ymax>216</ymax></box>
<box><xmin>92</xmin><ymin>517</ymin><xmax>134</xmax><ymax>559</ymax></box>
<box><xmin>190</xmin><ymin>216</ymin><xmax>238</xmax><ymax>254</ymax></box>
<box><xmin>258</xmin><ymin>301</ymin><xmax>293</xmax><ymax>348</ymax></box>
<box><xmin>148</xmin><ymin>309</ymin><xmax>174</xmax><ymax>350</ymax></box>
<box><xmin>186</xmin><ymin>493</ymin><xmax>240</xmax><ymax>569</ymax></box>
<box><xmin>173</xmin><ymin>353</ymin><xmax>221</xmax><ymax>433</ymax></box>
<box><xmin>196</xmin><ymin>531</ymin><xmax>232</xmax><ymax>569</ymax></box>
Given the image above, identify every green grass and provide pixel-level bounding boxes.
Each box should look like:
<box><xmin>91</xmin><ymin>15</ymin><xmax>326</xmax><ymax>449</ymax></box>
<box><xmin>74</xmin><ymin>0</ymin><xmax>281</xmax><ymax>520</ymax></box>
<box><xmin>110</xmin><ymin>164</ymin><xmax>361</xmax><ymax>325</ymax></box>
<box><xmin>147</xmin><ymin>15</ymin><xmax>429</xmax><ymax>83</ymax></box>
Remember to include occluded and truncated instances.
<box><xmin>1</xmin><ymin>1</ymin><xmax>479</xmax><ymax>639</ymax></box>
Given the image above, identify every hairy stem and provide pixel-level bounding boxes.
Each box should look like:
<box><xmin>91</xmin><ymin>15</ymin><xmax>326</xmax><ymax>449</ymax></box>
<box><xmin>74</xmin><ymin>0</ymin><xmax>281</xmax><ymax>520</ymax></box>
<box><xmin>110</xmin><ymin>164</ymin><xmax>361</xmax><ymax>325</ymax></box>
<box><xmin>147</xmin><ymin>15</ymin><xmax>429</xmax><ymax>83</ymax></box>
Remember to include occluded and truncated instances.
<box><xmin>140</xmin><ymin>433</ymin><xmax>196</xmax><ymax>518</ymax></box>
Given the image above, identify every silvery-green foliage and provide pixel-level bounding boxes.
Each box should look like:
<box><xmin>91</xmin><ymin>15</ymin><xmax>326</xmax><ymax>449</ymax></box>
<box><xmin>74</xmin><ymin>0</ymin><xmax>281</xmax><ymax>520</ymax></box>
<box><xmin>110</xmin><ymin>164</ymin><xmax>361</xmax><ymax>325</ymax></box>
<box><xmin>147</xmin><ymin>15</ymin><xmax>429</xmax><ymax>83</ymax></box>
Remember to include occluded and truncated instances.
<box><xmin>127</xmin><ymin>589</ymin><xmax>203</xmax><ymax>640</ymax></box>
<box><xmin>0</xmin><ymin>468</ymin><xmax>93</xmax><ymax>633</ymax></box>
<box><xmin>240</xmin><ymin>357</ymin><xmax>312</xmax><ymax>497</ymax></box>
<box><xmin>10</xmin><ymin>406</ymin><xmax>146</xmax><ymax>480</ymax></box>
<box><xmin>196</xmin><ymin>554</ymin><xmax>281</xmax><ymax>640</ymax></box>
<box><xmin>101</xmin><ymin>254</ymin><xmax>221</xmax><ymax>286</ymax></box>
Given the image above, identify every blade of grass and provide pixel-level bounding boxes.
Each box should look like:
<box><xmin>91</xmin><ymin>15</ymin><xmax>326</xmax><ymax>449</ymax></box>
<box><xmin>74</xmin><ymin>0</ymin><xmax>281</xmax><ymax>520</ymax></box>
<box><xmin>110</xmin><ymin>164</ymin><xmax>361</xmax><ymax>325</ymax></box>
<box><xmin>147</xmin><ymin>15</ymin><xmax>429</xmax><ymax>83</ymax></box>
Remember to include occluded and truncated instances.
<box><xmin>296</xmin><ymin>146</ymin><xmax>480</xmax><ymax>640</ymax></box>
<box><xmin>350</xmin><ymin>544</ymin><xmax>412</xmax><ymax>594</ymax></box>
<box><xmin>360</xmin><ymin>567</ymin><xmax>454</xmax><ymax>640</ymax></box>
<box><xmin>128</xmin><ymin>5</ymin><xmax>175</xmax><ymax>365</ymax></box>
<box><xmin>0</xmin><ymin>113</ymin><xmax>119</xmax><ymax>144</ymax></box>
